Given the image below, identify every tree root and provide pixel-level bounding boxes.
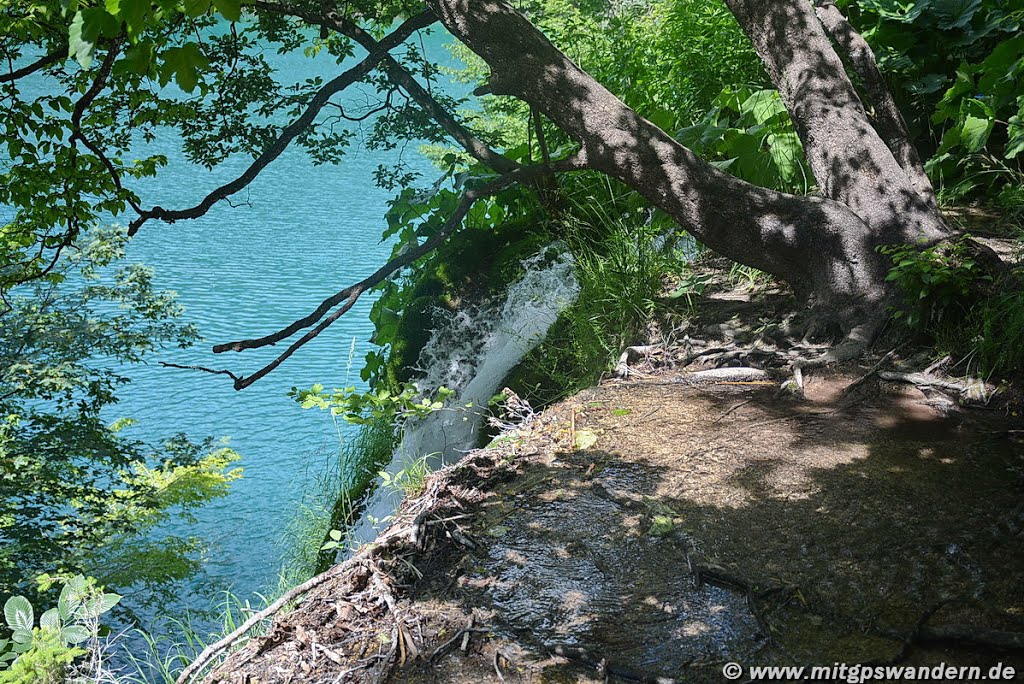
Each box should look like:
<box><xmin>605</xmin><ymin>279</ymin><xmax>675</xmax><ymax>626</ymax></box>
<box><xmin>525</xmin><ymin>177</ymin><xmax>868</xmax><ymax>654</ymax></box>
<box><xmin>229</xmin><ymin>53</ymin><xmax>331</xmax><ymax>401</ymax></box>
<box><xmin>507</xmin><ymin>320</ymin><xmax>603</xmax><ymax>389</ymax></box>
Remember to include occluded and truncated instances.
<box><xmin>793</xmin><ymin>320</ymin><xmax>876</xmax><ymax>369</ymax></box>
<box><xmin>180</xmin><ymin>451</ymin><xmax>514</xmax><ymax>684</ymax></box>
<box><xmin>675</xmin><ymin>367</ymin><xmax>773</xmax><ymax>384</ymax></box>
<box><xmin>174</xmin><ymin>564</ymin><xmax>352</xmax><ymax>684</ymax></box>
<box><xmin>878</xmin><ymin>371</ymin><xmax>995</xmax><ymax>401</ymax></box>
<box><xmin>615</xmin><ymin>345</ymin><xmax>663</xmax><ymax>378</ymax></box>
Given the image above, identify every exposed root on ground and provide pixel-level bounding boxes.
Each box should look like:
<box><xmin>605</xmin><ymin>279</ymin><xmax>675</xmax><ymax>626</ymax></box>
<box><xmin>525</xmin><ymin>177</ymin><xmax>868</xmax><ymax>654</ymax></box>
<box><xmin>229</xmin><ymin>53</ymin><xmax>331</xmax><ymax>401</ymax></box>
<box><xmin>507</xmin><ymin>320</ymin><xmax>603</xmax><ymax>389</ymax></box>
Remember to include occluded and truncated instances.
<box><xmin>191</xmin><ymin>444</ymin><xmax>526</xmax><ymax>684</ymax></box>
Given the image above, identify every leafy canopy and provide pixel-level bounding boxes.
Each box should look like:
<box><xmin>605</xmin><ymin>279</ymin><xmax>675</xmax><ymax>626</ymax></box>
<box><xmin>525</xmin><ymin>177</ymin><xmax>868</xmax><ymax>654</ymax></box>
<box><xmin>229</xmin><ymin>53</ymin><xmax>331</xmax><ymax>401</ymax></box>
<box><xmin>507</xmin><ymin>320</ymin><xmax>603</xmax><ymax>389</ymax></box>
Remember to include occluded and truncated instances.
<box><xmin>0</xmin><ymin>228</ymin><xmax>240</xmax><ymax>606</ymax></box>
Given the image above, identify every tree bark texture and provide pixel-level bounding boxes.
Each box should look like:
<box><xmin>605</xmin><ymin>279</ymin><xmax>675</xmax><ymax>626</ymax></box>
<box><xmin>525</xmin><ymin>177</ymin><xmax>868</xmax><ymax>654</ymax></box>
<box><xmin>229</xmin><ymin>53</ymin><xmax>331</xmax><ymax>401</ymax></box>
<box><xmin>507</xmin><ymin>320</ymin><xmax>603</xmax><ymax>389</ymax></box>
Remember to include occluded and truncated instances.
<box><xmin>422</xmin><ymin>0</ymin><xmax>952</xmax><ymax>327</ymax></box>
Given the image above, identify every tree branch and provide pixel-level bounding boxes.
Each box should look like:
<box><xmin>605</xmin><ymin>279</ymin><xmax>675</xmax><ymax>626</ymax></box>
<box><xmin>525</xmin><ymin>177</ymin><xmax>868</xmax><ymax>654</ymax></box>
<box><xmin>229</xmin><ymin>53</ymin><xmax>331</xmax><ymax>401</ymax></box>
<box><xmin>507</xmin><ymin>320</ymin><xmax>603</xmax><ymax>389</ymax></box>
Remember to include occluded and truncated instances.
<box><xmin>813</xmin><ymin>0</ymin><xmax>937</xmax><ymax>207</ymax></box>
<box><xmin>126</xmin><ymin>11</ymin><xmax>436</xmax><ymax>236</ymax></box>
<box><xmin>159</xmin><ymin>362</ymin><xmax>242</xmax><ymax>383</ymax></box>
<box><xmin>249</xmin><ymin>0</ymin><xmax>519</xmax><ymax>175</ymax></box>
<box><xmin>197</xmin><ymin>157</ymin><xmax>587</xmax><ymax>389</ymax></box>
<box><xmin>0</xmin><ymin>48</ymin><xmax>65</xmax><ymax>83</ymax></box>
<box><xmin>65</xmin><ymin>37</ymin><xmax>146</xmax><ymax>216</ymax></box>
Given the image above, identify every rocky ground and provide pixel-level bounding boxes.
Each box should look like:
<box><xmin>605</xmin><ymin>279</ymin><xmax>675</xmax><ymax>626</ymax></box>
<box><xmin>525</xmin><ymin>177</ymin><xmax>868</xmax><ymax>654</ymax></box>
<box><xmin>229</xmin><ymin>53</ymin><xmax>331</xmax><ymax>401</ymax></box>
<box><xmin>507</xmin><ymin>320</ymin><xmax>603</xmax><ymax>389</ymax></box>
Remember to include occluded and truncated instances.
<box><xmin>187</xmin><ymin>360</ymin><xmax>1024</xmax><ymax>684</ymax></box>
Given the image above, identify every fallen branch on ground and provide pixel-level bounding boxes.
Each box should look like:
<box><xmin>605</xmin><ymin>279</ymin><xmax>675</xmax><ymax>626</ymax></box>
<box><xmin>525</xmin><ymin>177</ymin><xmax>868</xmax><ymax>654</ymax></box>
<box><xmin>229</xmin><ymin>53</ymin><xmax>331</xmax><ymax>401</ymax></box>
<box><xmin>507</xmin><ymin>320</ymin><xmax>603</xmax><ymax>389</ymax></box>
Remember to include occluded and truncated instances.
<box><xmin>878</xmin><ymin>370</ymin><xmax>994</xmax><ymax>400</ymax></box>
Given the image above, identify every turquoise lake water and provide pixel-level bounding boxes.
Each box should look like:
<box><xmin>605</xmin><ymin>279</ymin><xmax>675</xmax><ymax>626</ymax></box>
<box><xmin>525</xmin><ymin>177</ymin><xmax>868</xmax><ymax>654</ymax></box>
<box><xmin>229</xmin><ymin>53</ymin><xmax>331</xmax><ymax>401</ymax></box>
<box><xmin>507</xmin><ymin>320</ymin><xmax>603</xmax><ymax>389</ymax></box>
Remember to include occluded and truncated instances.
<box><xmin>72</xmin><ymin>27</ymin><xmax>464</xmax><ymax>621</ymax></box>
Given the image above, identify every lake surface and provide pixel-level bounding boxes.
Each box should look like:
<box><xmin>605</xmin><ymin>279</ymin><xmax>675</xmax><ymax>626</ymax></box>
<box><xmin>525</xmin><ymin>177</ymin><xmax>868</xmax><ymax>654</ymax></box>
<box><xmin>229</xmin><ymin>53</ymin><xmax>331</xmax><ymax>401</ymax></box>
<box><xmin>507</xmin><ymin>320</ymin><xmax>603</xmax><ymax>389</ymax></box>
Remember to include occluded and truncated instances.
<box><xmin>97</xmin><ymin>27</ymin><xmax>464</xmax><ymax>623</ymax></box>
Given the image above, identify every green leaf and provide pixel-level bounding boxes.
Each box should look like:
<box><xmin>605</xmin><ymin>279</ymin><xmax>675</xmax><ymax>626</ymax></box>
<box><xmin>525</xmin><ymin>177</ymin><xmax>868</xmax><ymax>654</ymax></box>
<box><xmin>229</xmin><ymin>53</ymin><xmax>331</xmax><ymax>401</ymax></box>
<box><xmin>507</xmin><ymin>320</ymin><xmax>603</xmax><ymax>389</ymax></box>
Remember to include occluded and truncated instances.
<box><xmin>213</xmin><ymin>0</ymin><xmax>241</xmax><ymax>21</ymax></box>
<box><xmin>183</xmin><ymin>0</ymin><xmax>211</xmax><ymax>16</ymax></box>
<box><xmin>115</xmin><ymin>40</ymin><xmax>155</xmax><ymax>76</ymax></box>
<box><xmin>57</xmin><ymin>583</ymin><xmax>74</xmax><ymax>621</ymax></box>
<box><xmin>39</xmin><ymin>608</ymin><xmax>61</xmax><ymax>630</ymax></box>
<box><xmin>61</xmin><ymin>625</ymin><xmax>91</xmax><ymax>645</ymax></box>
<box><xmin>68</xmin><ymin>8</ymin><xmax>119</xmax><ymax>69</ymax></box>
<box><xmin>742</xmin><ymin>89</ymin><xmax>786</xmax><ymax>125</ymax></box>
<box><xmin>767</xmin><ymin>130</ymin><xmax>803</xmax><ymax>181</ymax></box>
<box><xmin>100</xmin><ymin>593</ymin><xmax>121</xmax><ymax>613</ymax></box>
<box><xmin>1006</xmin><ymin>113</ymin><xmax>1024</xmax><ymax>159</ymax></box>
<box><xmin>4</xmin><ymin>596</ymin><xmax>33</xmax><ymax>631</ymax></box>
<box><xmin>931</xmin><ymin>0</ymin><xmax>982</xmax><ymax>30</ymax></box>
<box><xmin>118</xmin><ymin>0</ymin><xmax>150</xmax><ymax>30</ymax></box>
<box><xmin>961</xmin><ymin>114</ymin><xmax>993</xmax><ymax>152</ymax></box>
<box><xmin>858</xmin><ymin>0</ymin><xmax>927</xmax><ymax>23</ymax></box>
<box><xmin>978</xmin><ymin>36</ymin><xmax>1024</xmax><ymax>94</ymax></box>
<box><xmin>68</xmin><ymin>11</ymin><xmax>93</xmax><ymax>69</ymax></box>
<box><xmin>159</xmin><ymin>42</ymin><xmax>209</xmax><ymax>92</ymax></box>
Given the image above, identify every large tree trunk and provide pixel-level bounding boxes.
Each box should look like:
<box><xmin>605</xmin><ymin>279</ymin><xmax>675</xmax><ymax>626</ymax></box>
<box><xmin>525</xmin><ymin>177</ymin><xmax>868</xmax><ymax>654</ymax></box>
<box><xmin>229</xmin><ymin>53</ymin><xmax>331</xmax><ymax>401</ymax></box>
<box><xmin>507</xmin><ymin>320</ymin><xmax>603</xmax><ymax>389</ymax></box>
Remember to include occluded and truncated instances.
<box><xmin>423</xmin><ymin>0</ymin><xmax>954</xmax><ymax>333</ymax></box>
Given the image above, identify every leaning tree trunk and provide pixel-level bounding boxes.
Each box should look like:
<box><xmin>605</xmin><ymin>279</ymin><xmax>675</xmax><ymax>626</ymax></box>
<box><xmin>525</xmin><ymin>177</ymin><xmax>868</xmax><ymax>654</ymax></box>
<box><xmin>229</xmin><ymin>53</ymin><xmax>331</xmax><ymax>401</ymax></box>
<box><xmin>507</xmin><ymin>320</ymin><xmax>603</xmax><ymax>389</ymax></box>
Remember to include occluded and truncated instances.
<box><xmin>423</xmin><ymin>0</ymin><xmax>954</xmax><ymax>334</ymax></box>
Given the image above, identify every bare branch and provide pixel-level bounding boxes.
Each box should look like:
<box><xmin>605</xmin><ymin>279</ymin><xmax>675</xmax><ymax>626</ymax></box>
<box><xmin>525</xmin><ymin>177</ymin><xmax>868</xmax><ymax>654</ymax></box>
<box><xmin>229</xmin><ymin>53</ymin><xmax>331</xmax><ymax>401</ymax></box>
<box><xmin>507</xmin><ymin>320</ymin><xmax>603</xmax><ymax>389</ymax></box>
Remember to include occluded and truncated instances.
<box><xmin>65</xmin><ymin>38</ymin><xmax>147</xmax><ymax>217</ymax></box>
<box><xmin>322</xmin><ymin>88</ymin><xmax>395</xmax><ymax>122</ymax></box>
<box><xmin>126</xmin><ymin>11</ymin><xmax>437</xmax><ymax>236</ymax></box>
<box><xmin>0</xmin><ymin>48</ymin><xmax>65</xmax><ymax>83</ymax></box>
<box><xmin>70</xmin><ymin>38</ymin><xmax>122</xmax><ymax>128</ymax></box>
<box><xmin>159</xmin><ymin>362</ymin><xmax>242</xmax><ymax>383</ymax></box>
<box><xmin>250</xmin><ymin>0</ymin><xmax>519</xmax><ymax>174</ymax></box>
<box><xmin>198</xmin><ymin>157</ymin><xmax>588</xmax><ymax>389</ymax></box>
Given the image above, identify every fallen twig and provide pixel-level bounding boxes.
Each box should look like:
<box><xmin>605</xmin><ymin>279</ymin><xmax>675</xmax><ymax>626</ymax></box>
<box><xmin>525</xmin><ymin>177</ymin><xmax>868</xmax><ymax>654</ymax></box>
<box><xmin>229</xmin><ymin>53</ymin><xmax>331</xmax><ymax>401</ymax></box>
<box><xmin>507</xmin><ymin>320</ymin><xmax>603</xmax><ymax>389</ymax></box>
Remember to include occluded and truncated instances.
<box><xmin>175</xmin><ymin>563</ymin><xmax>350</xmax><ymax>684</ymax></box>
<box><xmin>714</xmin><ymin>399</ymin><xmax>755</xmax><ymax>423</ymax></box>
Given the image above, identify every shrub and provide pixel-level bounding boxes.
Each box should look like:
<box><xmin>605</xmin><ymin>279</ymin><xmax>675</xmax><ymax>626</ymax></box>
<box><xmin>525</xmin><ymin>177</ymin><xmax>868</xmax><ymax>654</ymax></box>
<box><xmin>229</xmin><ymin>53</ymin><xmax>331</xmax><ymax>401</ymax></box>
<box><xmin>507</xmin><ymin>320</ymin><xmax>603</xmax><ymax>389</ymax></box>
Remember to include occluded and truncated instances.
<box><xmin>0</xmin><ymin>575</ymin><xmax>120</xmax><ymax>683</ymax></box>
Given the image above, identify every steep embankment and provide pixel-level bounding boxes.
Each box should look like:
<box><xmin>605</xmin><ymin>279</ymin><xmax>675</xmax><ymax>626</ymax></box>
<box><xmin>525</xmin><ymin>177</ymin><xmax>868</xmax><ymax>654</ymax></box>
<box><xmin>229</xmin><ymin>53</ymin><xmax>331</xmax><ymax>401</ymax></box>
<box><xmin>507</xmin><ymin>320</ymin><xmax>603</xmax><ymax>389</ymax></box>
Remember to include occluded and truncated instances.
<box><xmin>190</xmin><ymin>364</ymin><xmax>1024</xmax><ymax>684</ymax></box>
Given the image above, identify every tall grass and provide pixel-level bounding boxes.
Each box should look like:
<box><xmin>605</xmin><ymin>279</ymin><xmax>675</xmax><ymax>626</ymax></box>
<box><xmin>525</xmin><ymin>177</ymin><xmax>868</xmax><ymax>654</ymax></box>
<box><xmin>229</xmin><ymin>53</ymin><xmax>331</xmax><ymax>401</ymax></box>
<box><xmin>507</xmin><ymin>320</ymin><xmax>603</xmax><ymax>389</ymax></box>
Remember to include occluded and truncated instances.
<box><xmin>278</xmin><ymin>423</ymin><xmax>396</xmax><ymax>584</ymax></box>
<box><xmin>954</xmin><ymin>289</ymin><xmax>1024</xmax><ymax>378</ymax></box>
<box><xmin>508</xmin><ymin>177</ymin><xmax>689</xmax><ymax>404</ymax></box>
<box><xmin>113</xmin><ymin>590</ymin><xmax>266</xmax><ymax>684</ymax></box>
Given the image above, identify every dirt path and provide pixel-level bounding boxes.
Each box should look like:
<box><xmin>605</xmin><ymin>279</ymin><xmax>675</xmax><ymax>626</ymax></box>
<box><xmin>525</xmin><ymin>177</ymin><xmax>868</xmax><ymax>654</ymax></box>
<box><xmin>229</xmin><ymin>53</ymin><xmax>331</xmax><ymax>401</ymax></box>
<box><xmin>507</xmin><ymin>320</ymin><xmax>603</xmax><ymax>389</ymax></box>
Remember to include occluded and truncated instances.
<box><xmin>201</xmin><ymin>370</ymin><xmax>1024</xmax><ymax>684</ymax></box>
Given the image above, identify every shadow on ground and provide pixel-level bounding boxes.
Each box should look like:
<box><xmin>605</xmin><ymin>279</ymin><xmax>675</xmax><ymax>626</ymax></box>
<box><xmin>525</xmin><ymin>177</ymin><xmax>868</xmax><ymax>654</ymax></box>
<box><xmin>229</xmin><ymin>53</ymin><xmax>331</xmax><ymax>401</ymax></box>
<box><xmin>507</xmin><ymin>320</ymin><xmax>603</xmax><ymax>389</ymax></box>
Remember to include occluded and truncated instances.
<box><xmin>393</xmin><ymin>373</ymin><xmax>1024</xmax><ymax>682</ymax></box>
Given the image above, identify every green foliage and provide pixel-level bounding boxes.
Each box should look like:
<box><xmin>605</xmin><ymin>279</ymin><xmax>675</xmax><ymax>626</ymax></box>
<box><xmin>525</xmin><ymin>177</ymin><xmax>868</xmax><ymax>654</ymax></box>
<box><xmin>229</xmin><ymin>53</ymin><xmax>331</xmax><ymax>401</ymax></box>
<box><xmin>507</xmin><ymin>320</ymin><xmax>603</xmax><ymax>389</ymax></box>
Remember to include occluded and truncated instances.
<box><xmin>0</xmin><ymin>575</ymin><xmax>119</xmax><ymax>682</ymax></box>
<box><xmin>0</xmin><ymin>629</ymin><xmax>82</xmax><ymax>684</ymax></box>
<box><xmin>969</xmin><ymin>288</ymin><xmax>1024</xmax><ymax>377</ymax></box>
<box><xmin>878</xmin><ymin>236</ymin><xmax>989</xmax><ymax>329</ymax></box>
<box><xmin>3</xmin><ymin>0</ymin><xmax>423</xmax><ymax>291</ymax></box>
<box><xmin>377</xmin><ymin>455</ymin><xmax>433</xmax><ymax>499</ymax></box>
<box><xmin>847</xmin><ymin>0</ymin><xmax>1024</xmax><ymax>200</ymax></box>
<box><xmin>508</xmin><ymin>180</ymin><xmax>689</xmax><ymax>404</ymax></box>
<box><xmin>300</xmin><ymin>420</ymin><xmax>397</xmax><ymax>574</ymax></box>
<box><xmin>727</xmin><ymin>262</ymin><xmax>774</xmax><ymax>292</ymax></box>
<box><xmin>363</xmin><ymin>156</ymin><xmax>549</xmax><ymax>390</ymax></box>
<box><xmin>0</xmin><ymin>228</ymin><xmax>240</xmax><ymax>606</ymax></box>
<box><xmin>677</xmin><ymin>86</ymin><xmax>811</xmax><ymax>193</ymax></box>
<box><xmin>317</xmin><ymin>451</ymin><xmax>434</xmax><ymax>553</ymax></box>
<box><xmin>926</xmin><ymin>32</ymin><xmax>1024</xmax><ymax>197</ymax></box>
<box><xmin>448</xmin><ymin>0</ymin><xmax>764</xmax><ymax>155</ymax></box>
<box><xmin>291</xmin><ymin>383</ymin><xmax>456</xmax><ymax>426</ymax></box>
<box><xmin>879</xmin><ymin>235</ymin><xmax>1024</xmax><ymax>376</ymax></box>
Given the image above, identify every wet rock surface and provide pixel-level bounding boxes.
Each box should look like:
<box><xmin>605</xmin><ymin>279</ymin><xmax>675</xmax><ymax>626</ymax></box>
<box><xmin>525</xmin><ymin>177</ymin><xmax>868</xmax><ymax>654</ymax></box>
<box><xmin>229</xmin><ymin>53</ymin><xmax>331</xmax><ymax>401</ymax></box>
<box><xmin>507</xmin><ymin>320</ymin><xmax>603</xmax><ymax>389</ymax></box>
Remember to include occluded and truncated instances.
<box><xmin>470</xmin><ymin>453</ymin><xmax>763</xmax><ymax>670</ymax></box>
<box><xmin>206</xmin><ymin>370</ymin><xmax>1024</xmax><ymax>684</ymax></box>
<box><xmin>383</xmin><ymin>374</ymin><xmax>1023</xmax><ymax>682</ymax></box>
